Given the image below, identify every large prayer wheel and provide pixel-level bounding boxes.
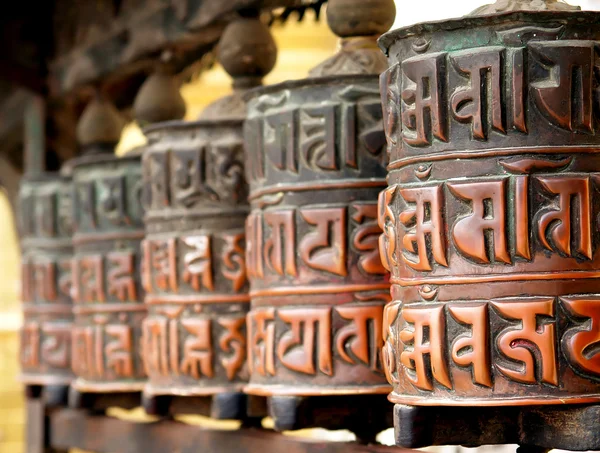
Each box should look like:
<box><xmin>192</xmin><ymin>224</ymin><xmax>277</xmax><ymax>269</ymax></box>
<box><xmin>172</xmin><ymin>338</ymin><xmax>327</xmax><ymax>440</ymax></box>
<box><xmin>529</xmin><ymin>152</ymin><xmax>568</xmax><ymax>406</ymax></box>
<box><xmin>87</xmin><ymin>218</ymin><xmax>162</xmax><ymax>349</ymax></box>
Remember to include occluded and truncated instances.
<box><xmin>139</xmin><ymin>16</ymin><xmax>274</xmax><ymax>419</ymax></box>
<box><xmin>243</xmin><ymin>0</ymin><xmax>395</xmax><ymax>435</ymax></box>
<box><xmin>69</xmin><ymin>98</ymin><xmax>147</xmax><ymax>397</ymax></box>
<box><xmin>19</xmin><ymin>173</ymin><xmax>74</xmax><ymax>388</ymax></box>
<box><xmin>378</xmin><ymin>0</ymin><xmax>600</xmax><ymax>448</ymax></box>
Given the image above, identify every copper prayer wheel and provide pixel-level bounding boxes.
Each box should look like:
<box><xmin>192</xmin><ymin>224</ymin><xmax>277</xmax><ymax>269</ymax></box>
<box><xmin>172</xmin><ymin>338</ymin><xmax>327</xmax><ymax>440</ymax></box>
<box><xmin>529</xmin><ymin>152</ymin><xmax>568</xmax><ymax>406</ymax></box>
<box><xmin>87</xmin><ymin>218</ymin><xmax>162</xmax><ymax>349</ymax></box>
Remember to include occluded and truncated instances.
<box><xmin>378</xmin><ymin>0</ymin><xmax>600</xmax><ymax>448</ymax></box>
<box><xmin>243</xmin><ymin>0</ymin><xmax>395</xmax><ymax>435</ymax></box>
<box><xmin>69</xmin><ymin>98</ymin><xmax>147</xmax><ymax>398</ymax></box>
<box><xmin>19</xmin><ymin>173</ymin><xmax>74</xmax><ymax>388</ymax></box>
<box><xmin>139</xmin><ymin>16</ymin><xmax>274</xmax><ymax>419</ymax></box>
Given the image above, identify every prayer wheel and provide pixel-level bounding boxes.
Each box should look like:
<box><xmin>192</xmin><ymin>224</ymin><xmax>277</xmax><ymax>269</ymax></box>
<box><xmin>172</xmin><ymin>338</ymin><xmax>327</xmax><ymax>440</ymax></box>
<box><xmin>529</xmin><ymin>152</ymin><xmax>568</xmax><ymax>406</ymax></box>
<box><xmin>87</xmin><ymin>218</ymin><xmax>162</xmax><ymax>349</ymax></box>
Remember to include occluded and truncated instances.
<box><xmin>69</xmin><ymin>97</ymin><xmax>147</xmax><ymax>403</ymax></box>
<box><xmin>378</xmin><ymin>0</ymin><xmax>600</xmax><ymax>449</ymax></box>
<box><xmin>139</xmin><ymin>16</ymin><xmax>274</xmax><ymax>419</ymax></box>
<box><xmin>19</xmin><ymin>172</ymin><xmax>74</xmax><ymax>394</ymax></box>
<box><xmin>243</xmin><ymin>0</ymin><xmax>395</xmax><ymax>436</ymax></box>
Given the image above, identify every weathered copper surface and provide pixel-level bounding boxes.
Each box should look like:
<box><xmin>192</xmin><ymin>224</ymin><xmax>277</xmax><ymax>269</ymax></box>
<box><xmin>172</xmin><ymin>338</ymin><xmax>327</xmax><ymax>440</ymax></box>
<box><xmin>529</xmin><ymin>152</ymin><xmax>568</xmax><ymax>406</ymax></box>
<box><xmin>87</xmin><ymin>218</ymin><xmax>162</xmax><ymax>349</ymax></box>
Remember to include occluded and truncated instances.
<box><xmin>244</xmin><ymin>74</ymin><xmax>390</xmax><ymax>396</ymax></box>
<box><xmin>378</xmin><ymin>10</ymin><xmax>600</xmax><ymax>407</ymax></box>
<box><xmin>141</xmin><ymin>119</ymin><xmax>249</xmax><ymax>397</ymax></box>
<box><xmin>19</xmin><ymin>174</ymin><xmax>74</xmax><ymax>385</ymax></box>
<box><xmin>70</xmin><ymin>153</ymin><xmax>146</xmax><ymax>392</ymax></box>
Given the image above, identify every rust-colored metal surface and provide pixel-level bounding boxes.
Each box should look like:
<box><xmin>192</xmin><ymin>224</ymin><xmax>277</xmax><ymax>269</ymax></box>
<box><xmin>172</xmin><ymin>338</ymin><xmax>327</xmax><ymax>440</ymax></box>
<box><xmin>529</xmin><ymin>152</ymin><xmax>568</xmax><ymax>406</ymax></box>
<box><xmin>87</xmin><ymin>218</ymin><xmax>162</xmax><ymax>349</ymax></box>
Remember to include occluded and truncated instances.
<box><xmin>243</xmin><ymin>0</ymin><xmax>394</xmax><ymax>409</ymax></box>
<box><xmin>378</xmin><ymin>7</ymin><xmax>600</xmax><ymax>408</ymax></box>
<box><xmin>139</xmin><ymin>16</ymin><xmax>275</xmax><ymax>411</ymax></box>
<box><xmin>141</xmin><ymin>119</ymin><xmax>249</xmax><ymax>398</ymax></box>
<box><xmin>70</xmin><ymin>152</ymin><xmax>146</xmax><ymax>393</ymax></box>
<box><xmin>244</xmin><ymin>75</ymin><xmax>390</xmax><ymax>397</ymax></box>
<box><xmin>19</xmin><ymin>174</ymin><xmax>74</xmax><ymax>386</ymax></box>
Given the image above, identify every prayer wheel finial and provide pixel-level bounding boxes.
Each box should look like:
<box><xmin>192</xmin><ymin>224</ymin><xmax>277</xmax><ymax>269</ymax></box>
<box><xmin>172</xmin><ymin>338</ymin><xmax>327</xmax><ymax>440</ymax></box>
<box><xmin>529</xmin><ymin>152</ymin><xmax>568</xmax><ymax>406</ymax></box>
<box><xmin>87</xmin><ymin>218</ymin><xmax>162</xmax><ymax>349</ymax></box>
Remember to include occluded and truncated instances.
<box><xmin>470</xmin><ymin>0</ymin><xmax>580</xmax><ymax>15</ymax></box>
<box><xmin>199</xmin><ymin>13</ymin><xmax>277</xmax><ymax>120</ymax></box>
<box><xmin>76</xmin><ymin>92</ymin><xmax>125</xmax><ymax>154</ymax></box>
<box><xmin>309</xmin><ymin>0</ymin><xmax>396</xmax><ymax>77</ymax></box>
<box><xmin>133</xmin><ymin>51</ymin><xmax>186</xmax><ymax>126</ymax></box>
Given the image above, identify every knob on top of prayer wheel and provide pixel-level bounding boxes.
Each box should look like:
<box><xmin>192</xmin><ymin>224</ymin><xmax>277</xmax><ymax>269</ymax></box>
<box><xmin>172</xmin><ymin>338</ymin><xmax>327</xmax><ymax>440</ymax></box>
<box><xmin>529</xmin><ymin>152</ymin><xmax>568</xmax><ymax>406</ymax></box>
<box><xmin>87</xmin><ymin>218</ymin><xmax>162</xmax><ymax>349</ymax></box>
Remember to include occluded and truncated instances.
<box><xmin>200</xmin><ymin>14</ymin><xmax>277</xmax><ymax>120</ymax></box>
<box><xmin>326</xmin><ymin>0</ymin><xmax>396</xmax><ymax>38</ymax></box>
<box><xmin>76</xmin><ymin>94</ymin><xmax>125</xmax><ymax>152</ymax></box>
<box><xmin>310</xmin><ymin>0</ymin><xmax>395</xmax><ymax>77</ymax></box>
<box><xmin>133</xmin><ymin>54</ymin><xmax>186</xmax><ymax>126</ymax></box>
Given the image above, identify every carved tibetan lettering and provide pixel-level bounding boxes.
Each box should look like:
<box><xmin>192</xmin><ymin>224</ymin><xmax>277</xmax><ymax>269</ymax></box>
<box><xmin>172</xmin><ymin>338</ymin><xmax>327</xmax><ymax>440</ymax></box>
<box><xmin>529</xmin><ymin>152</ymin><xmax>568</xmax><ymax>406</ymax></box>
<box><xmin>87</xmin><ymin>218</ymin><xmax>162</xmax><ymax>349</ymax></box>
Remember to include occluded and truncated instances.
<box><xmin>400</xmin><ymin>305</ymin><xmax>451</xmax><ymax>391</ymax></box>
<box><xmin>401</xmin><ymin>52</ymin><xmax>448</xmax><ymax>146</ymax></box>
<box><xmin>180</xmin><ymin>318</ymin><xmax>213</xmax><ymax>379</ymax></box>
<box><xmin>77</xmin><ymin>181</ymin><xmax>96</xmax><ymax>229</ymax></box>
<box><xmin>78</xmin><ymin>255</ymin><xmax>105</xmax><ymax>303</ymax></box>
<box><xmin>245</xmin><ymin>118</ymin><xmax>265</xmax><ymax>181</ymax></box>
<box><xmin>142</xmin><ymin>318</ymin><xmax>168</xmax><ymax>376</ymax></box>
<box><xmin>561</xmin><ymin>297</ymin><xmax>600</xmax><ymax>376</ymax></box>
<box><xmin>382</xmin><ymin>302</ymin><xmax>401</xmax><ymax>385</ymax></box>
<box><xmin>537</xmin><ymin>175</ymin><xmax>592</xmax><ymax>259</ymax></box>
<box><xmin>300</xmin><ymin>104</ymin><xmax>337</xmax><ymax>171</ymax></box>
<box><xmin>58</xmin><ymin>258</ymin><xmax>73</xmax><ymax>300</ymax></box>
<box><xmin>530</xmin><ymin>41</ymin><xmax>596</xmax><ymax>133</ymax></box>
<box><xmin>448</xmin><ymin>179</ymin><xmax>510</xmax><ymax>264</ymax></box>
<box><xmin>399</xmin><ymin>185</ymin><xmax>447</xmax><ymax>271</ymax></box>
<box><xmin>263</xmin><ymin>210</ymin><xmax>297</xmax><ymax>277</ymax></box>
<box><xmin>448</xmin><ymin>303</ymin><xmax>492</xmax><ymax>387</ymax></box>
<box><xmin>107</xmin><ymin>251</ymin><xmax>137</xmax><ymax>302</ymax></box>
<box><xmin>510</xmin><ymin>49</ymin><xmax>527</xmax><ymax>133</ymax></box>
<box><xmin>277</xmin><ymin>307</ymin><xmax>333</xmax><ymax>376</ymax></box>
<box><xmin>265</xmin><ymin>110</ymin><xmax>297</xmax><ymax>173</ymax></box>
<box><xmin>41</xmin><ymin>324</ymin><xmax>70</xmax><ymax>368</ymax></box>
<box><xmin>336</xmin><ymin>305</ymin><xmax>383</xmax><ymax>372</ymax></box>
<box><xmin>246</xmin><ymin>212</ymin><xmax>264</xmax><ymax>279</ymax></box>
<box><xmin>221</xmin><ymin>233</ymin><xmax>247</xmax><ymax>292</ymax></box>
<box><xmin>37</xmin><ymin>191</ymin><xmax>56</xmax><ymax>237</ymax></box>
<box><xmin>21</xmin><ymin>322</ymin><xmax>40</xmax><ymax>368</ymax></box>
<box><xmin>172</xmin><ymin>148</ymin><xmax>210</xmax><ymax>207</ymax></box>
<box><xmin>378</xmin><ymin>186</ymin><xmax>398</xmax><ymax>272</ymax></box>
<box><xmin>247</xmin><ymin>309</ymin><xmax>276</xmax><ymax>376</ymax></box>
<box><xmin>218</xmin><ymin>317</ymin><xmax>246</xmax><ymax>381</ymax></box>
<box><xmin>71</xmin><ymin>327</ymin><xmax>92</xmax><ymax>377</ymax></box>
<box><xmin>33</xmin><ymin>261</ymin><xmax>57</xmax><ymax>302</ymax></box>
<box><xmin>105</xmin><ymin>325</ymin><xmax>134</xmax><ymax>377</ymax></box>
<box><xmin>182</xmin><ymin>235</ymin><xmax>214</xmax><ymax>291</ymax></box>
<box><xmin>381</xmin><ymin>64</ymin><xmax>401</xmax><ymax>156</ymax></box>
<box><xmin>21</xmin><ymin>260</ymin><xmax>33</xmax><ymax>303</ymax></box>
<box><xmin>451</xmin><ymin>47</ymin><xmax>505</xmax><ymax>140</ymax></box>
<box><xmin>148</xmin><ymin>153</ymin><xmax>170</xmax><ymax>209</ymax></box>
<box><xmin>492</xmin><ymin>298</ymin><xmax>557</xmax><ymax>386</ymax></box>
<box><xmin>352</xmin><ymin>204</ymin><xmax>386</xmax><ymax>275</ymax></box>
<box><xmin>101</xmin><ymin>176</ymin><xmax>129</xmax><ymax>225</ymax></box>
<box><xmin>299</xmin><ymin>207</ymin><xmax>347</xmax><ymax>277</ymax></box>
<box><xmin>143</xmin><ymin>239</ymin><xmax>177</xmax><ymax>293</ymax></box>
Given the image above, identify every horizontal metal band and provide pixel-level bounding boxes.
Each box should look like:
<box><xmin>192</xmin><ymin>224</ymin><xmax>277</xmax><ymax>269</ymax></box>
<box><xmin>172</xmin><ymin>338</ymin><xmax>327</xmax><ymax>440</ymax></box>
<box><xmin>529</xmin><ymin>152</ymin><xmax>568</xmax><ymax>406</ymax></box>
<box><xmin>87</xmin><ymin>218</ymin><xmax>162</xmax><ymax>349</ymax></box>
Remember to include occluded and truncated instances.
<box><xmin>249</xmin><ymin>179</ymin><xmax>386</xmax><ymax>201</ymax></box>
<box><xmin>23</xmin><ymin>304</ymin><xmax>72</xmax><ymax>315</ymax></box>
<box><xmin>144</xmin><ymin>384</ymin><xmax>245</xmax><ymax>397</ymax></box>
<box><xmin>388</xmin><ymin>393</ymin><xmax>600</xmax><ymax>407</ymax></box>
<box><xmin>71</xmin><ymin>378</ymin><xmax>145</xmax><ymax>393</ymax></box>
<box><xmin>73</xmin><ymin>303</ymin><xmax>147</xmax><ymax>314</ymax></box>
<box><xmin>392</xmin><ymin>270</ymin><xmax>600</xmax><ymax>286</ymax></box>
<box><xmin>19</xmin><ymin>373</ymin><xmax>73</xmax><ymax>386</ymax></box>
<box><xmin>145</xmin><ymin>294</ymin><xmax>250</xmax><ymax>305</ymax></box>
<box><xmin>250</xmin><ymin>283</ymin><xmax>390</xmax><ymax>298</ymax></box>
<box><xmin>388</xmin><ymin>145</ymin><xmax>600</xmax><ymax>170</ymax></box>
<box><xmin>73</xmin><ymin>230</ymin><xmax>145</xmax><ymax>245</ymax></box>
<box><xmin>244</xmin><ymin>384</ymin><xmax>391</xmax><ymax>397</ymax></box>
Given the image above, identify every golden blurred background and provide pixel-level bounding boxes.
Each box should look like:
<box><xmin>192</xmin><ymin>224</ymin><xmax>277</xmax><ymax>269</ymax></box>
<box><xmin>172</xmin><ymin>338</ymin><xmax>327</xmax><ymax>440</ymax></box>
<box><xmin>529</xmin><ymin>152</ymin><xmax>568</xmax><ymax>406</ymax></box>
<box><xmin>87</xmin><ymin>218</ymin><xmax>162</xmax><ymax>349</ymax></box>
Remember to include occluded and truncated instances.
<box><xmin>0</xmin><ymin>12</ymin><xmax>337</xmax><ymax>453</ymax></box>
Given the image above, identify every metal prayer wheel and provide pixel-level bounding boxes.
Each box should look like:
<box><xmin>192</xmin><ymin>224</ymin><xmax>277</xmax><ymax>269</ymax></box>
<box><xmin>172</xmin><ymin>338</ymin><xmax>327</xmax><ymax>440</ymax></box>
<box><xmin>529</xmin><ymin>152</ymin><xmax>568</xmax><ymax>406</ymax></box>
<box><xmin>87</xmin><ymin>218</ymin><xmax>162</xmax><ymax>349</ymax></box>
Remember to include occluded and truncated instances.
<box><xmin>243</xmin><ymin>0</ymin><xmax>395</xmax><ymax>435</ymax></box>
<box><xmin>378</xmin><ymin>0</ymin><xmax>600</xmax><ymax>449</ymax></box>
<box><xmin>19</xmin><ymin>173</ymin><xmax>74</xmax><ymax>389</ymax></box>
<box><xmin>139</xmin><ymin>17</ymin><xmax>273</xmax><ymax>419</ymax></box>
<box><xmin>69</xmin><ymin>98</ymin><xmax>148</xmax><ymax>400</ymax></box>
